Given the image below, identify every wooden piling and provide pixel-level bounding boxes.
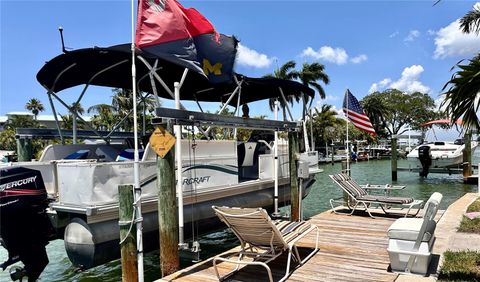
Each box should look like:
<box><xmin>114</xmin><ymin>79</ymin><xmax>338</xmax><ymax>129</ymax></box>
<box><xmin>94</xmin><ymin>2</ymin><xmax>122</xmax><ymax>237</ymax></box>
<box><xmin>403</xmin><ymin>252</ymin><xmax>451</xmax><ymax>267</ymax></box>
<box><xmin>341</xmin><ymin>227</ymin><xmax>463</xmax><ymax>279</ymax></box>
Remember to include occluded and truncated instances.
<box><xmin>289</xmin><ymin>130</ymin><xmax>300</xmax><ymax>221</ymax></box>
<box><xmin>16</xmin><ymin>137</ymin><xmax>33</xmax><ymax>161</ymax></box>
<box><xmin>157</xmin><ymin>121</ymin><xmax>180</xmax><ymax>277</ymax></box>
<box><xmin>463</xmin><ymin>131</ymin><xmax>472</xmax><ymax>177</ymax></box>
<box><xmin>118</xmin><ymin>184</ymin><xmax>138</xmax><ymax>282</ymax></box>
<box><xmin>391</xmin><ymin>136</ymin><xmax>398</xmax><ymax>181</ymax></box>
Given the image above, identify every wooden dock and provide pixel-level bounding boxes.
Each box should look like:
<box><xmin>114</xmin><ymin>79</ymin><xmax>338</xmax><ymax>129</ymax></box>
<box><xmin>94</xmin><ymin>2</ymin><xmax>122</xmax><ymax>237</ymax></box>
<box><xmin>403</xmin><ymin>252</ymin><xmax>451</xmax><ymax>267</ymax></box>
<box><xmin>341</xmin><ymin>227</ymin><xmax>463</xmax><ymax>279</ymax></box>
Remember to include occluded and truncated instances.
<box><xmin>158</xmin><ymin>208</ymin><xmax>444</xmax><ymax>282</ymax></box>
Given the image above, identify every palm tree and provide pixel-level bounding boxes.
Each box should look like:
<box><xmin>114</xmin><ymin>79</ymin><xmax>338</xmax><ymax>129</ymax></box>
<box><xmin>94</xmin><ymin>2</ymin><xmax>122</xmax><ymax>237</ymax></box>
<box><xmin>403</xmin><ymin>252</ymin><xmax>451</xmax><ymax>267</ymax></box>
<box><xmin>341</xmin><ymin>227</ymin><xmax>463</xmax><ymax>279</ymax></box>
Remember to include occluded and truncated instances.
<box><xmin>263</xmin><ymin>60</ymin><xmax>299</xmax><ymax>121</ymax></box>
<box><xmin>297</xmin><ymin>62</ymin><xmax>330</xmax><ymax>118</ymax></box>
<box><xmin>460</xmin><ymin>4</ymin><xmax>480</xmax><ymax>35</ymax></box>
<box><xmin>87</xmin><ymin>104</ymin><xmax>116</xmax><ymax>131</ymax></box>
<box><xmin>441</xmin><ymin>4</ymin><xmax>480</xmax><ymax>132</ymax></box>
<box><xmin>109</xmin><ymin>88</ymin><xmax>157</xmax><ymax>131</ymax></box>
<box><xmin>312</xmin><ymin>104</ymin><xmax>342</xmax><ymax>143</ymax></box>
<box><xmin>25</xmin><ymin>98</ymin><xmax>44</xmax><ymax>120</ymax></box>
<box><xmin>442</xmin><ymin>58</ymin><xmax>480</xmax><ymax>131</ymax></box>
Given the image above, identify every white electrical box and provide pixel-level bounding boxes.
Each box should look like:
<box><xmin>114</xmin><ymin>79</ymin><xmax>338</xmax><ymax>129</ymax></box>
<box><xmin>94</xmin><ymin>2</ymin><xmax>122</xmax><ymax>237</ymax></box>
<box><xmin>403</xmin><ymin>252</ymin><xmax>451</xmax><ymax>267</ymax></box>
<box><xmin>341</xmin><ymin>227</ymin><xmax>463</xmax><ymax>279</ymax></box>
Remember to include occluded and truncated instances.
<box><xmin>297</xmin><ymin>161</ymin><xmax>309</xmax><ymax>179</ymax></box>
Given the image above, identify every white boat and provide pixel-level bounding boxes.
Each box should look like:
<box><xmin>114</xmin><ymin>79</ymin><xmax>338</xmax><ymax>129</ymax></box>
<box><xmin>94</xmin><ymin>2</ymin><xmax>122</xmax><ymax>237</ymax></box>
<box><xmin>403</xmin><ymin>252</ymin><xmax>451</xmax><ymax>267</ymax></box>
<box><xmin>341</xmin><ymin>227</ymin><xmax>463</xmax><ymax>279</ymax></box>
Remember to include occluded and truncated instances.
<box><xmin>407</xmin><ymin>139</ymin><xmax>478</xmax><ymax>169</ymax></box>
<box><xmin>0</xmin><ymin>43</ymin><xmax>322</xmax><ymax>279</ymax></box>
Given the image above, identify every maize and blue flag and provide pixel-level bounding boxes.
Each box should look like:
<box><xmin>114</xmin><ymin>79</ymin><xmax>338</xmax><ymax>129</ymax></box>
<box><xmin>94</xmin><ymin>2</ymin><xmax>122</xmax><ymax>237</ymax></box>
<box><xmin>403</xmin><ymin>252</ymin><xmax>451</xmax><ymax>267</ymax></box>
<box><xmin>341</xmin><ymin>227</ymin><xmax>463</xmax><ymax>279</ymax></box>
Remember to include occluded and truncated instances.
<box><xmin>342</xmin><ymin>89</ymin><xmax>377</xmax><ymax>136</ymax></box>
<box><xmin>135</xmin><ymin>0</ymin><xmax>237</xmax><ymax>84</ymax></box>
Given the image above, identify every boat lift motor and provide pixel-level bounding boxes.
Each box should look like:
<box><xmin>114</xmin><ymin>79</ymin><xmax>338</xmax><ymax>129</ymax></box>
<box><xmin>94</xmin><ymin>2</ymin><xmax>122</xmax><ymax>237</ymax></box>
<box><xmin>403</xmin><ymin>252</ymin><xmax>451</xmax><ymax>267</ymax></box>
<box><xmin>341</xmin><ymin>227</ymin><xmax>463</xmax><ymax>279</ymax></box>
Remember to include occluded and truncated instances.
<box><xmin>418</xmin><ymin>145</ymin><xmax>432</xmax><ymax>177</ymax></box>
<box><xmin>0</xmin><ymin>167</ymin><xmax>55</xmax><ymax>281</ymax></box>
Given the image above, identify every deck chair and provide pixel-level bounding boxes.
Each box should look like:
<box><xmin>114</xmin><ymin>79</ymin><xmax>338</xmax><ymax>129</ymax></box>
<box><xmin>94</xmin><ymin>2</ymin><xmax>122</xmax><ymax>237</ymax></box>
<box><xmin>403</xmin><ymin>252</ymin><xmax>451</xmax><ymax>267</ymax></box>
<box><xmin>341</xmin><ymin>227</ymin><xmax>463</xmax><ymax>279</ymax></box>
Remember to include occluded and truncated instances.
<box><xmin>329</xmin><ymin>173</ymin><xmax>424</xmax><ymax>218</ymax></box>
<box><xmin>212</xmin><ymin>206</ymin><xmax>319</xmax><ymax>282</ymax></box>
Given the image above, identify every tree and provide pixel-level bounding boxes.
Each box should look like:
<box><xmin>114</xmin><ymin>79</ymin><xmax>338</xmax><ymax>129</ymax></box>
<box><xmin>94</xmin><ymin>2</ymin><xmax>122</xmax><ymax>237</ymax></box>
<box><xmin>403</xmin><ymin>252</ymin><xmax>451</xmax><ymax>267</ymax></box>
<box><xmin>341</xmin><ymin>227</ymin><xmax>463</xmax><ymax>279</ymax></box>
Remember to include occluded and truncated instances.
<box><xmin>460</xmin><ymin>3</ymin><xmax>480</xmax><ymax>35</ymax></box>
<box><xmin>361</xmin><ymin>89</ymin><xmax>437</xmax><ymax>136</ymax></box>
<box><xmin>442</xmin><ymin>58</ymin><xmax>480</xmax><ymax>131</ymax></box>
<box><xmin>263</xmin><ymin>60</ymin><xmax>299</xmax><ymax>120</ymax></box>
<box><xmin>87</xmin><ymin>104</ymin><xmax>116</xmax><ymax>131</ymax></box>
<box><xmin>25</xmin><ymin>98</ymin><xmax>44</xmax><ymax>120</ymax></box>
<box><xmin>110</xmin><ymin>88</ymin><xmax>157</xmax><ymax>131</ymax></box>
<box><xmin>297</xmin><ymin>62</ymin><xmax>330</xmax><ymax>119</ymax></box>
<box><xmin>439</xmin><ymin>2</ymin><xmax>480</xmax><ymax>132</ymax></box>
<box><xmin>311</xmin><ymin>104</ymin><xmax>341</xmax><ymax>145</ymax></box>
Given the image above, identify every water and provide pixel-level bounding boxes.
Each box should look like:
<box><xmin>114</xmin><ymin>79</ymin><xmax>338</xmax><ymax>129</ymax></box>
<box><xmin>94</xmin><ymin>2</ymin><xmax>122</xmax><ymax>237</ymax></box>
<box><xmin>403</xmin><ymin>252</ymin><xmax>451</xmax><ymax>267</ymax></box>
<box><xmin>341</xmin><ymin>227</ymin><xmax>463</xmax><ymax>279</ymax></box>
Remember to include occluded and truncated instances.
<box><xmin>1</xmin><ymin>158</ymin><xmax>478</xmax><ymax>281</ymax></box>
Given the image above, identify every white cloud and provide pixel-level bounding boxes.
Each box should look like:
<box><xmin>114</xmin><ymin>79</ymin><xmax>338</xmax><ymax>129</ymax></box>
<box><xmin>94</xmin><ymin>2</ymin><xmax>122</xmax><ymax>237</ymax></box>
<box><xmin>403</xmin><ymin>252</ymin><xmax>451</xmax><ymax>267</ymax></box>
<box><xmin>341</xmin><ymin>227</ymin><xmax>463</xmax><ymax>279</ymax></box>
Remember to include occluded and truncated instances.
<box><xmin>236</xmin><ymin>43</ymin><xmax>273</xmax><ymax>68</ymax></box>
<box><xmin>350</xmin><ymin>54</ymin><xmax>368</xmax><ymax>64</ymax></box>
<box><xmin>433</xmin><ymin>20</ymin><xmax>480</xmax><ymax>59</ymax></box>
<box><xmin>389</xmin><ymin>31</ymin><xmax>399</xmax><ymax>38</ymax></box>
<box><xmin>404</xmin><ymin>30</ymin><xmax>420</xmax><ymax>42</ymax></box>
<box><xmin>369</xmin><ymin>65</ymin><xmax>430</xmax><ymax>94</ymax></box>
<box><xmin>301</xmin><ymin>46</ymin><xmax>348</xmax><ymax>65</ymax></box>
<box><xmin>368</xmin><ymin>78</ymin><xmax>392</xmax><ymax>93</ymax></box>
<box><xmin>301</xmin><ymin>46</ymin><xmax>367</xmax><ymax>65</ymax></box>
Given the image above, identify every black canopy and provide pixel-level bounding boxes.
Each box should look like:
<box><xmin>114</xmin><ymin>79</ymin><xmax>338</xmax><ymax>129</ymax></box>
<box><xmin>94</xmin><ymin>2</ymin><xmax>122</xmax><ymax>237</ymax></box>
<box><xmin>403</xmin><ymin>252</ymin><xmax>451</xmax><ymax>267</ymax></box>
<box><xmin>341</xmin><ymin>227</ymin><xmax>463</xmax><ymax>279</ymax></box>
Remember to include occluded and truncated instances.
<box><xmin>36</xmin><ymin>44</ymin><xmax>315</xmax><ymax>105</ymax></box>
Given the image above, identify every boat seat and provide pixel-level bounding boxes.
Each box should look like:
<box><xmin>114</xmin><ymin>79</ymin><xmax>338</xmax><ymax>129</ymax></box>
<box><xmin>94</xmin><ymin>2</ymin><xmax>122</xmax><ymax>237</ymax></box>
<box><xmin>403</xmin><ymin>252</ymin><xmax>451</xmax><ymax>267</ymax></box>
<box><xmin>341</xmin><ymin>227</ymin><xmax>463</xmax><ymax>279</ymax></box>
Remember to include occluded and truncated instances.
<box><xmin>388</xmin><ymin>218</ymin><xmax>436</xmax><ymax>242</ymax></box>
<box><xmin>64</xmin><ymin>149</ymin><xmax>90</xmax><ymax>160</ymax></box>
<box><xmin>116</xmin><ymin>149</ymin><xmax>144</xmax><ymax>161</ymax></box>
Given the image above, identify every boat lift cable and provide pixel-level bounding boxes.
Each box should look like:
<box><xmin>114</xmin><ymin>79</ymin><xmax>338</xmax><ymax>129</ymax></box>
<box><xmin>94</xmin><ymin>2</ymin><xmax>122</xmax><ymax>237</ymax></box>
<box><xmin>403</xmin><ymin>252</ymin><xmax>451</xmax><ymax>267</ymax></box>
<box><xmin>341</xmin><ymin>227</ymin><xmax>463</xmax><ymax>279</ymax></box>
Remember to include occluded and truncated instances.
<box><xmin>188</xmin><ymin>125</ymin><xmax>200</xmax><ymax>261</ymax></box>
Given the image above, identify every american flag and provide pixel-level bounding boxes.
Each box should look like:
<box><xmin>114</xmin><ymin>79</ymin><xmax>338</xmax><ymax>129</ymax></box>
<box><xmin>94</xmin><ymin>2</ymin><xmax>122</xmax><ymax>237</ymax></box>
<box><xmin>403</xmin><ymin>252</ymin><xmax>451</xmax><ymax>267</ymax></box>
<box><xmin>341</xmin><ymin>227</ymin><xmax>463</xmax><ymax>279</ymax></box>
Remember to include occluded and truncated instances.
<box><xmin>343</xmin><ymin>89</ymin><xmax>377</xmax><ymax>136</ymax></box>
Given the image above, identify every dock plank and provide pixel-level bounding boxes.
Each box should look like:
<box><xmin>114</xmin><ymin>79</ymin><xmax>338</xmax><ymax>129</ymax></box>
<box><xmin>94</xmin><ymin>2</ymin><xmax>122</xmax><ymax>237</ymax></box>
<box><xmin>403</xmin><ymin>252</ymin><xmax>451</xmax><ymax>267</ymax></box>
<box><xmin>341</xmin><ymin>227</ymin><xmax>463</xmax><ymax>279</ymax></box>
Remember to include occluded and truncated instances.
<box><xmin>158</xmin><ymin>208</ymin><xmax>446</xmax><ymax>282</ymax></box>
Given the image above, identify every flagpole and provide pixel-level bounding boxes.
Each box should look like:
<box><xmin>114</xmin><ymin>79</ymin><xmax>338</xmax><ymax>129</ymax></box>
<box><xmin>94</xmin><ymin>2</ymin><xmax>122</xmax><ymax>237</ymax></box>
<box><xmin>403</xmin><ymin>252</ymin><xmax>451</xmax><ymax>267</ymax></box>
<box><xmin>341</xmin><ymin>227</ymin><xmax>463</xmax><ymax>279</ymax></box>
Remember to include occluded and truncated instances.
<box><xmin>346</xmin><ymin>89</ymin><xmax>349</xmax><ymax>175</ymax></box>
<box><xmin>131</xmin><ymin>0</ymin><xmax>144</xmax><ymax>281</ymax></box>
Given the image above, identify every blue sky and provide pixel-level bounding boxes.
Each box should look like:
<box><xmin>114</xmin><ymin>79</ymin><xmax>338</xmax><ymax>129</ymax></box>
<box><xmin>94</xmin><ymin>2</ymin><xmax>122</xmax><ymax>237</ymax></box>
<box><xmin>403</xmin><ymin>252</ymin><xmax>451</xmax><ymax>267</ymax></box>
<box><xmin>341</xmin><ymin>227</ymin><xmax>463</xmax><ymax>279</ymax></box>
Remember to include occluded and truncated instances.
<box><xmin>1</xmin><ymin>0</ymin><xmax>480</xmax><ymax>127</ymax></box>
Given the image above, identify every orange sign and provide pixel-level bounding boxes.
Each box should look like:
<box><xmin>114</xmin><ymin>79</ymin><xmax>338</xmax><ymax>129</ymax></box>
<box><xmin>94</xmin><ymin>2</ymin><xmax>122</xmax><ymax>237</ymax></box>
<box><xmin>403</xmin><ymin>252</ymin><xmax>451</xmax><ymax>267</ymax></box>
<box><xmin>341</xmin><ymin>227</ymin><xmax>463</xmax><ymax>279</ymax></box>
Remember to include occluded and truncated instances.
<box><xmin>149</xmin><ymin>127</ymin><xmax>176</xmax><ymax>158</ymax></box>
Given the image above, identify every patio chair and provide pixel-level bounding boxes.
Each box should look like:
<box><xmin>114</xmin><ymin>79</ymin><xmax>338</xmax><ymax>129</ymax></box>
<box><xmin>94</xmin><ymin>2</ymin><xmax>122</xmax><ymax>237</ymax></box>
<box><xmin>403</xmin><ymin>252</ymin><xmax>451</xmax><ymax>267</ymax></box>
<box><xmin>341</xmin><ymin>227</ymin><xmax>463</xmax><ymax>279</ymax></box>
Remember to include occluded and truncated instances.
<box><xmin>212</xmin><ymin>206</ymin><xmax>319</xmax><ymax>282</ymax></box>
<box><xmin>329</xmin><ymin>173</ymin><xmax>424</xmax><ymax>218</ymax></box>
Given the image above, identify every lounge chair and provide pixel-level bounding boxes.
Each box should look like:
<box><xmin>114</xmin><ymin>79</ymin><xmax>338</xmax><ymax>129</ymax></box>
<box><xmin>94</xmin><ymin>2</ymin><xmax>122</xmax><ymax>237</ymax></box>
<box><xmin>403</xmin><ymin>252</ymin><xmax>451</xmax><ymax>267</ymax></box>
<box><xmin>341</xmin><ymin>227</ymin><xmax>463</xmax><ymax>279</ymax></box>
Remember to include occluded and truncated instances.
<box><xmin>212</xmin><ymin>206</ymin><xmax>319</xmax><ymax>282</ymax></box>
<box><xmin>329</xmin><ymin>173</ymin><xmax>424</xmax><ymax>218</ymax></box>
<box><xmin>387</xmin><ymin>192</ymin><xmax>443</xmax><ymax>274</ymax></box>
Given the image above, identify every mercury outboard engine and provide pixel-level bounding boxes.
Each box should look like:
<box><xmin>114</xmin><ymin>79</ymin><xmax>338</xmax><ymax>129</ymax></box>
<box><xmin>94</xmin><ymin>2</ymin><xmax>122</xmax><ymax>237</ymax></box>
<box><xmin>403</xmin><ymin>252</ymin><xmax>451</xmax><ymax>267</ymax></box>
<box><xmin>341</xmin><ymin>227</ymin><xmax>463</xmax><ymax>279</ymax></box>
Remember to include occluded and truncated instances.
<box><xmin>0</xmin><ymin>167</ymin><xmax>54</xmax><ymax>281</ymax></box>
<box><xmin>418</xmin><ymin>145</ymin><xmax>432</xmax><ymax>177</ymax></box>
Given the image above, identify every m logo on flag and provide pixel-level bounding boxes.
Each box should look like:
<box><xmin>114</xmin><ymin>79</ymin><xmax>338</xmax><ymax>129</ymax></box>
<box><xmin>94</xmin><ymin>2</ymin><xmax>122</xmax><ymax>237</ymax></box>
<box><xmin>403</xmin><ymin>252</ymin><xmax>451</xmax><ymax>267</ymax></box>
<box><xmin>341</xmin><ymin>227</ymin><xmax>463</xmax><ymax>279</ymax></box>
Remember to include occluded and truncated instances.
<box><xmin>203</xmin><ymin>59</ymin><xmax>222</xmax><ymax>76</ymax></box>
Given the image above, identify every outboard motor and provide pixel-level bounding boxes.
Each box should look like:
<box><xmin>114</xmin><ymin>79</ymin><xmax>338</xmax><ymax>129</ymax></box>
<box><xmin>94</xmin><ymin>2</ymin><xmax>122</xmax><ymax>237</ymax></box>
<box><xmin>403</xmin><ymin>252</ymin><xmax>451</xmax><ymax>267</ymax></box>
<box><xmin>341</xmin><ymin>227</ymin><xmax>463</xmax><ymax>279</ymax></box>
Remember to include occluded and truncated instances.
<box><xmin>418</xmin><ymin>145</ymin><xmax>432</xmax><ymax>177</ymax></box>
<box><xmin>0</xmin><ymin>167</ymin><xmax>54</xmax><ymax>281</ymax></box>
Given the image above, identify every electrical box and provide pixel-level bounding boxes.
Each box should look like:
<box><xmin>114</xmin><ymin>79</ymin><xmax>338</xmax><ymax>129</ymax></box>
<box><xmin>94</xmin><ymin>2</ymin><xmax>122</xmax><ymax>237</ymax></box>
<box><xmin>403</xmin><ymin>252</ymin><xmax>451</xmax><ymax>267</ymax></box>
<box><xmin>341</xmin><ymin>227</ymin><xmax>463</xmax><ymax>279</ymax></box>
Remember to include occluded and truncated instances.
<box><xmin>297</xmin><ymin>161</ymin><xmax>309</xmax><ymax>179</ymax></box>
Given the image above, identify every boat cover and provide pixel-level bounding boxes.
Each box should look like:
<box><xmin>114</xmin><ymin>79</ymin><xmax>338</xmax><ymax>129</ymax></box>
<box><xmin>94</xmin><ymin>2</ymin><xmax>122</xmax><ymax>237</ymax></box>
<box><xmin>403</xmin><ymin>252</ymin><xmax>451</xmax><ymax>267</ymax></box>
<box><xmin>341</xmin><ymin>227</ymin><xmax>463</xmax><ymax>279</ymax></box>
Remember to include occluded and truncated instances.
<box><xmin>36</xmin><ymin>44</ymin><xmax>314</xmax><ymax>105</ymax></box>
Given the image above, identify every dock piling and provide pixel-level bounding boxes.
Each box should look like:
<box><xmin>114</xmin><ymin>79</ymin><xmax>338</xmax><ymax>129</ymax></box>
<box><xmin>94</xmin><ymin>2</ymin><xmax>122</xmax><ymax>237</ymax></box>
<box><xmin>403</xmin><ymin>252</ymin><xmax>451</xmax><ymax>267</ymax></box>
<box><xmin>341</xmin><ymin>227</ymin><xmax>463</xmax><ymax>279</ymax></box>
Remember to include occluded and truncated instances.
<box><xmin>118</xmin><ymin>184</ymin><xmax>138</xmax><ymax>282</ymax></box>
<box><xmin>289</xmin><ymin>130</ymin><xmax>300</xmax><ymax>221</ymax></box>
<box><xmin>156</xmin><ymin>121</ymin><xmax>180</xmax><ymax>277</ymax></box>
<box><xmin>463</xmin><ymin>131</ymin><xmax>472</xmax><ymax>178</ymax></box>
<box><xmin>391</xmin><ymin>136</ymin><xmax>398</xmax><ymax>181</ymax></box>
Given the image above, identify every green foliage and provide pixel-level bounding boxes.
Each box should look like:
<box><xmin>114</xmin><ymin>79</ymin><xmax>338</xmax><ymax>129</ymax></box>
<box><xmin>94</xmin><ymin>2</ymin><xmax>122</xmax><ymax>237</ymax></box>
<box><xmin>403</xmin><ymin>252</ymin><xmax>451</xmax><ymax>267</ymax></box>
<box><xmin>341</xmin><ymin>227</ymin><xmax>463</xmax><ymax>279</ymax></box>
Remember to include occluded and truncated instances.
<box><xmin>361</xmin><ymin>89</ymin><xmax>438</xmax><ymax>137</ymax></box>
<box><xmin>442</xmin><ymin>57</ymin><xmax>480</xmax><ymax>132</ymax></box>
<box><xmin>438</xmin><ymin>250</ymin><xmax>480</xmax><ymax>281</ymax></box>
<box><xmin>5</xmin><ymin>115</ymin><xmax>39</xmax><ymax>130</ymax></box>
<box><xmin>460</xmin><ymin>5</ymin><xmax>480</xmax><ymax>35</ymax></box>
<box><xmin>0</xmin><ymin>129</ymin><xmax>16</xmax><ymax>150</ymax></box>
<box><xmin>467</xmin><ymin>198</ymin><xmax>480</xmax><ymax>212</ymax></box>
<box><xmin>457</xmin><ymin>198</ymin><xmax>480</xmax><ymax>233</ymax></box>
<box><xmin>310</xmin><ymin>104</ymin><xmax>343</xmax><ymax>145</ymax></box>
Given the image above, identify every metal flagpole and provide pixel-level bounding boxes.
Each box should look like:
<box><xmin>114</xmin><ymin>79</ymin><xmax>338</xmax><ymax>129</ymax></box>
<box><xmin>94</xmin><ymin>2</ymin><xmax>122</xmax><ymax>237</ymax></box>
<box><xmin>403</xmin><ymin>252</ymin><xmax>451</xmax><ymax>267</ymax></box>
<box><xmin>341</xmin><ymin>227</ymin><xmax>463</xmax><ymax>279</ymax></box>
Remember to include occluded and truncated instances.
<box><xmin>131</xmin><ymin>0</ymin><xmax>144</xmax><ymax>280</ymax></box>
<box><xmin>273</xmin><ymin>99</ymin><xmax>279</xmax><ymax>216</ymax></box>
<box><xmin>346</xmin><ymin>90</ymin><xmax>349</xmax><ymax>174</ymax></box>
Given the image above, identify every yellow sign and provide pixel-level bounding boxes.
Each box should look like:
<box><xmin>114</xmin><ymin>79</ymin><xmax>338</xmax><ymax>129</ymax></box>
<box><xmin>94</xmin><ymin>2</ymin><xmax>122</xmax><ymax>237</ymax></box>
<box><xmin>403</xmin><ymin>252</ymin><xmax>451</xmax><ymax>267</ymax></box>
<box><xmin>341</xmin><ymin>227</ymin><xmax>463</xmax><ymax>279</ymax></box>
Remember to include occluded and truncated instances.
<box><xmin>149</xmin><ymin>127</ymin><xmax>176</xmax><ymax>158</ymax></box>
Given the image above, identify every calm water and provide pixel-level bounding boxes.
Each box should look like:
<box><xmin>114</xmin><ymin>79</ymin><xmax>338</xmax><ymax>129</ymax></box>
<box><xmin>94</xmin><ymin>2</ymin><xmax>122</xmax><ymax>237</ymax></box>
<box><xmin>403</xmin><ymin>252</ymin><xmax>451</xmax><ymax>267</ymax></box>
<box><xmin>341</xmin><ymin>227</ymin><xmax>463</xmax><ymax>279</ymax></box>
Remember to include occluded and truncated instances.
<box><xmin>1</xmin><ymin>158</ymin><xmax>478</xmax><ymax>281</ymax></box>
